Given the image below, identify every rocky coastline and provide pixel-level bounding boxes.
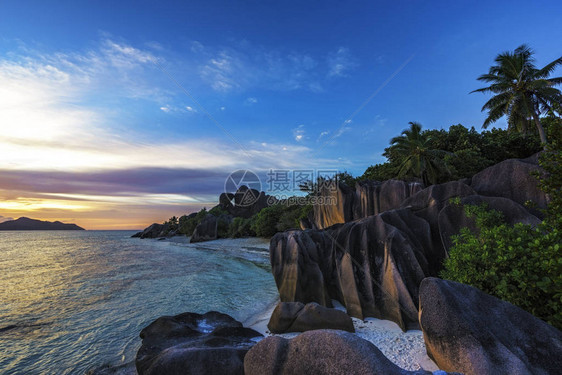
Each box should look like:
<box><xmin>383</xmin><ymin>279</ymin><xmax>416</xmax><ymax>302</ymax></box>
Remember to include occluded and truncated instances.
<box><xmin>94</xmin><ymin>154</ymin><xmax>562</xmax><ymax>374</ymax></box>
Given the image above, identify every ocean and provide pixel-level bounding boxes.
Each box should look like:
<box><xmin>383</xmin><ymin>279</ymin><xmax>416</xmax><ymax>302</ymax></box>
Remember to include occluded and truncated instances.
<box><xmin>0</xmin><ymin>231</ymin><xmax>279</xmax><ymax>375</ymax></box>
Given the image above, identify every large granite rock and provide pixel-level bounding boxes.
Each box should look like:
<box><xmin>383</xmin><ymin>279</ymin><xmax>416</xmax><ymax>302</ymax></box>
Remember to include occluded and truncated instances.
<box><xmin>271</xmin><ymin>207</ymin><xmax>437</xmax><ymax>331</ymax></box>
<box><xmin>470</xmin><ymin>155</ymin><xmax>547</xmax><ymax>217</ymax></box>
<box><xmin>190</xmin><ymin>214</ymin><xmax>218</xmax><ymax>243</ymax></box>
<box><xmin>419</xmin><ymin>277</ymin><xmax>562</xmax><ymax>375</ymax></box>
<box><xmin>399</xmin><ymin>181</ymin><xmax>476</xmax><ymax>272</ymax></box>
<box><xmin>267</xmin><ymin>302</ymin><xmax>354</xmax><ymax>333</ymax></box>
<box><xmin>136</xmin><ymin>311</ymin><xmax>262</xmax><ymax>375</ymax></box>
<box><xmin>355</xmin><ymin>180</ymin><xmax>423</xmax><ymax>220</ymax></box>
<box><xmin>245</xmin><ymin>329</ymin><xmax>458</xmax><ymax>375</ymax></box>
<box><xmin>313</xmin><ymin>180</ymin><xmax>422</xmax><ymax>229</ymax></box>
<box><xmin>219</xmin><ymin>186</ymin><xmax>274</xmax><ymax>219</ymax></box>
<box><xmin>132</xmin><ymin>223</ymin><xmax>169</xmax><ymax>239</ymax></box>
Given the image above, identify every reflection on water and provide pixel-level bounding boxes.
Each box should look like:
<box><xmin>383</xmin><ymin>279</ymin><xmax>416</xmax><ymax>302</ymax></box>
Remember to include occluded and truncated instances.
<box><xmin>0</xmin><ymin>231</ymin><xmax>278</xmax><ymax>375</ymax></box>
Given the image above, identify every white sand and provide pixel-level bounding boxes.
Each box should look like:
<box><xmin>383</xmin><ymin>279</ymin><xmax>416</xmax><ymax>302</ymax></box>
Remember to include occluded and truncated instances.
<box><xmin>247</xmin><ymin>300</ymin><xmax>440</xmax><ymax>373</ymax></box>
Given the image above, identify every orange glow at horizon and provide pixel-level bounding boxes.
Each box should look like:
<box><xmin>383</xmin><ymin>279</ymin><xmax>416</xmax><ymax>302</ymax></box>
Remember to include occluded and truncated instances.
<box><xmin>0</xmin><ymin>196</ymin><xmax>212</xmax><ymax>230</ymax></box>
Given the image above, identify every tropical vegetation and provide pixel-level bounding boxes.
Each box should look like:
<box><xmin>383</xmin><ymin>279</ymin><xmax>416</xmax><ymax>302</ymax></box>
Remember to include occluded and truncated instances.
<box><xmin>471</xmin><ymin>44</ymin><xmax>562</xmax><ymax>145</ymax></box>
<box><xmin>441</xmin><ymin>123</ymin><xmax>562</xmax><ymax>329</ymax></box>
<box><xmin>361</xmin><ymin>123</ymin><xmax>542</xmax><ymax>184</ymax></box>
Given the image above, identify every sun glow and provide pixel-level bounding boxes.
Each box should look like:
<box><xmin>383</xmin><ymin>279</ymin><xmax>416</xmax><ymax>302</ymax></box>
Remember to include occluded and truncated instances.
<box><xmin>0</xmin><ymin>198</ymin><xmax>92</xmax><ymax>211</ymax></box>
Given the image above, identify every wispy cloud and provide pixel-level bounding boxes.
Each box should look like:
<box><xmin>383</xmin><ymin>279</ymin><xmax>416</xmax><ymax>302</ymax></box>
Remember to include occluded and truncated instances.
<box><xmin>0</xmin><ymin>38</ymin><xmax>350</xmax><ymax>228</ymax></box>
<box><xmin>245</xmin><ymin>97</ymin><xmax>258</xmax><ymax>105</ymax></box>
<box><xmin>195</xmin><ymin>41</ymin><xmax>354</xmax><ymax>93</ymax></box>
<box><xmin>327</xmin><ymin>47</ymin><xmax>358</xmax><ymax>77</ymax></box>
<box><xmin>293</xmin><ymin>124</ymin><xmax>306</xmax><ymax>142</ymax></box>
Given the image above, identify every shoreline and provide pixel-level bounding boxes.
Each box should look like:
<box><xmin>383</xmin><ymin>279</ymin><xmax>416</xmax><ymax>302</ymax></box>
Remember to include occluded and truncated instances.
<box><xmin>246</xmin><ymin>299</ymin><xmax>439</xmax><ymax>372</ymax></box>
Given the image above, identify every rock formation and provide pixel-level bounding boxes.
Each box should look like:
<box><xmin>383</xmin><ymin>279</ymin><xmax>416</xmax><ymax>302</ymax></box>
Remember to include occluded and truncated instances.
<box><xmin>470</xmin><ymin>154</ymin><xmax>547</xmax><ymax>217</ymax></box>
<box><xmin>132</xmin><ymin>223</ymin><xmax>170</xmax><ymax>238</ymax></box>
<box><xmin>270</xmin><ymin>206</ymin><xmax>436</xmax><ymax>331</ymax></box>
<box><xmin>313</xmin><ymin>179</ymin><xmax>423</xmax><ymax>229</ymax></box>
<box><xmin>218</xmin><ymin>186</ymin><xmax>275</xmax><ymax>219</ymax></box>
<box><xmin>244</xmin><ymin>329</ymin><xmax>459</xmax><ymax>375</ymax></box>
<box><xmin>419</xmin><ymin>277</ymin><xmax>562</xmax><ymax>375</ymax></box>
<box><xmin>135</xmin><ymin>311</ymin><xmax>262</xmax><ymax>375</ymax></box>
<box><xmin>267</xmin><ymin>302</ymin><xmax>354</xmax><ymax>333</ymax></box>
<box><xmin>270</xmin><ymin>155</ymin><xmax>546</xmax><ymax>331</ymax></box>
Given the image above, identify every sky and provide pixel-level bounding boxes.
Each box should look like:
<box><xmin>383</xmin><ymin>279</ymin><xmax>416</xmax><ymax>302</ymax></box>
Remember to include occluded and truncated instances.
<box><xmin>0</xmin><ymin>0</ymin><xmax>561</xmax><ymax>229</ymax></box>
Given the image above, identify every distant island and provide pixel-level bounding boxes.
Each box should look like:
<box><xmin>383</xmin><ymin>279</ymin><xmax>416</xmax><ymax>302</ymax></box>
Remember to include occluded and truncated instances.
<box><xmin>0</xmin><ymin>217</ymin><xmax>85</xmax><ymax>231</ymax></box>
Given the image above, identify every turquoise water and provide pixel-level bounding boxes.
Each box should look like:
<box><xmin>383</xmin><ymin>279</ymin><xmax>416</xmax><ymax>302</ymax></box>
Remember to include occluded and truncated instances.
<box><xmin>0</xmin><ymin>231</ymin><xmax>279</xmax><ymax>374</ymax></box>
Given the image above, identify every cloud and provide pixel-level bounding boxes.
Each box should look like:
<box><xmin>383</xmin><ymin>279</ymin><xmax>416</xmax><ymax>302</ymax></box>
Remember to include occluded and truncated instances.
<box><xmin>245</xmin><ymin>97</ymin><xmax>258</xmax><ymax>105</ymax></box>
<box><xmin>293</xmin><ymin>125</ymin><xmax>306</xmax><ymax>142</ymax></box>
<box><xmin>327</xmin><ymin>47</ymin><xmax>358</xmax><ymax>77</ymax></box>
<box><xmin>0</xmin><ymin>38</ymin><xmax>349</xmax><ymax>229</ymax></box>
<box><xmin>186</xmin><ymin>106</ymin><xmax>197</xmax><ymax>112</ymax></box>
<box><xmin>196</xmin><ymin>41</ymin><xmax>336</xmax><ymax>93</ymax></box>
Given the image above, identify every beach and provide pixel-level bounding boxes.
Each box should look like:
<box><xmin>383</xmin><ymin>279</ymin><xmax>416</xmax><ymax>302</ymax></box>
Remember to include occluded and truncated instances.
<box><xmin>246</xmin><ymin>299</ymin><xmax>439</xmax><ymax>372</ymax></box>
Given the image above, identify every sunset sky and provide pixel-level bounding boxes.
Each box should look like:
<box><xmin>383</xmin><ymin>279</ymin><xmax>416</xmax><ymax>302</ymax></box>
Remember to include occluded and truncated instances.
<box><xmin>1</xmin><ymin>1</ymin><xmax>561</xmax><ymax>229</ymax></box>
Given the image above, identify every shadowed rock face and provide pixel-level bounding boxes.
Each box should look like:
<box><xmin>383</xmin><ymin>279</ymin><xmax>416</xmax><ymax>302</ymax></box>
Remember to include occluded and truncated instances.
<box><xmin>219</xmin><ymin>186</ymin><xmax>274</xmax><ymax>219</ymax></box>
<box><xmin>190</xmin><ymin>214</ymin><xmax>233</xmax><ymax>243</ymax></box>
<box><xmin>271</xmin><ymin>207</ymin><xmax>436</xmax><ymax>331</ymax></box>
<box><xmin>419</xmin><ymin>278</ymin><xmax>562</xmax><ymax>375</ymax></box>
<box><xmin>313</xmin><ymin>180</ymin><xmax>423</xmax><ymax>230</ymax></box>
<box><xmin>135</xmin><ymin>311</ymin><xmax>262</xmax><ymax>375</ymax></box>
<box><xmin>244</xmin><ymin>330</ymin><xmax>460</xmax><ymax>375</ymax></box>
<box><xmin>132</xmin><ymin>223</ymin><xmax>169</xmax><ymax>238</ymax></box>
<box><xmin>267</xmin><ymin>302</ymin><xmax>354</xmax><ymax>334</ymax></box>
<box><xmin>471</xmin><ymin>156</ymin><xmax>547</xmax><ymax>217</ymax></box>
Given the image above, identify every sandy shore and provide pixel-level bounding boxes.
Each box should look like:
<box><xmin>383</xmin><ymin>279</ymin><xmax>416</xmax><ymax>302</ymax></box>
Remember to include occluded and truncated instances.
<box><xmin>164</xmin><ymin>237</ymin><xmax>439</xmax><ymax>372</ymax></box>
<box><xmin>246</xmin><ymin>300</ymin><xmax>439</xmax><ymax>372</ymax></box>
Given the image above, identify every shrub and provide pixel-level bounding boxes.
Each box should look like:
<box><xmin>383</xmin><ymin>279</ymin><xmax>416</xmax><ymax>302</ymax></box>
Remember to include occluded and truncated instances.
<box><xmin>251</xmin><ymin>202</ymin><xmax>311</xmax><ymax>237</ymax></box>
<box><xmin>228</xmin><ymin>216</ymin><xmax>256</xmax><ymax>238</ymax></box>
<box><xmin>251</xmin><ymin>204</ymin><xmax>285</xmax><ymax>237</ymax></box>
<box><xmin>441</xmin><ymin>203</ymin><xmax>562</xmax><ymax>329</ymax></box>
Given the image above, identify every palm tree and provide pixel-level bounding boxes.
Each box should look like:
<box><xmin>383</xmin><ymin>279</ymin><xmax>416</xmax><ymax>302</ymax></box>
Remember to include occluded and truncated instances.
<box><xmin>389</xmin><ymin>122</ymin><xmax>450</xmax><ymax>186</ymax></box>
<box><xmin>471</xmin><ymin>44</ymin><xmax>562</xmax><ymax>145</ymax></box>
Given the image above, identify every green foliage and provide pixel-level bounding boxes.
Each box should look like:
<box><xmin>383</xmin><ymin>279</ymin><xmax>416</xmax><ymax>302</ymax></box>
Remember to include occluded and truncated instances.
<box><xmin>251</xmin><ymin>202</ymin><xmax>310</xmax><ymax>237</ymax></box>
<box><xmin>360</xmin><ymin>124</ymin><xmax>542</xmax><ymax>183</ymax></box>
<box><xmin>228</xmin><ymin>216</ymin><xmax>257</xmax><ymax>238</ymax></box>
<box><xmin>441</xmin><ymin>203</ymin><xmax>562</xmax><ymax>329</ymax></box>
<box><xmin>298</xmin><ymin>204</ymin><xmax>313</xmax><ymax>224</ymax></box>
<box><xmin>360</xmin><ymin>162</ymin><xmax>397</xmax><ymax>181</ymax></box>
<box><xmin>208</xmin><ymin>206</ymin><xmax>228</xmax><ymax>217</ymax></box>
<box><xmin>178</xmin><ymin>208</ymin><xmax>207</xmax><ymax>235</ymax></box>
<box><xmin>388</xmin><ymin>121</ymin><xmax>452</xmax><ymax>185</ymax></box>
<box><xmin>251</xmin><ymin>204</ymin><xmax>285</xmax><ymax>237</ymax></box>
<box><xmin>216</xmin><ymin>216</ymin><xmax>230</xmax><ymax>238</ymax></box>
<box><xmin>536</xmin><ymin>118</ymin><xmax>562</xmax><ymax>230</ymax></box>
<box><xmin>335</xmin><ymin>171</ymin><xmax>357</xmax><ymax>187</ymax></box>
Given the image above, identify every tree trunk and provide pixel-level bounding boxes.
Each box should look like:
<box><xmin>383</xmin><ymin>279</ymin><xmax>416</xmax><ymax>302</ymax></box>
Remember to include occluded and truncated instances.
<box><xmin>531</xmin><ymin>109</ymin><xmax>548</xmax><ymax>146</ymax></box>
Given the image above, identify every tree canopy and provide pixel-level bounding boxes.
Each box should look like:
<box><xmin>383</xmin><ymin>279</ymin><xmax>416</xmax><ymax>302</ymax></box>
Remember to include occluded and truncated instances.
<box><xmin>472</xmin><ymin>44</ymin><xmax>562</xmax><ymax>144</ymax></box>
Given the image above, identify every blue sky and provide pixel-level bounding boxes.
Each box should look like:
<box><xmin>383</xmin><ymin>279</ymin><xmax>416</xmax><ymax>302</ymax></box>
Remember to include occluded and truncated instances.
<box><xmin>0</xmin><ymin>0</ymin><xmax>561</xmax><ymax>228</ymax></box>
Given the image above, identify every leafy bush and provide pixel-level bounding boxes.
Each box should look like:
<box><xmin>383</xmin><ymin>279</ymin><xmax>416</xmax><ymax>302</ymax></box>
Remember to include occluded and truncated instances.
<box><xmin>251</xmin><ymin>204</ymin><xmax>285</xmax><ymax>237</ymax></box>
<box><xmin>178</xmin><ymin>208</ymin><xmax>208</xmax><ymax>235</ymax></box>
<box><xmin>251</xmin><ymin>202</ymin><xmax>311</xmax><ymax>237</ymax></box>
<box><xmin>228</xmin><ymin>216</ymin><xmax>256</xmax><ymax>238</ymax></box>
<box><xmin>441</xmin><ymin>203</ymin><xmax>562</xmax><ymax>329</ymax></box>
